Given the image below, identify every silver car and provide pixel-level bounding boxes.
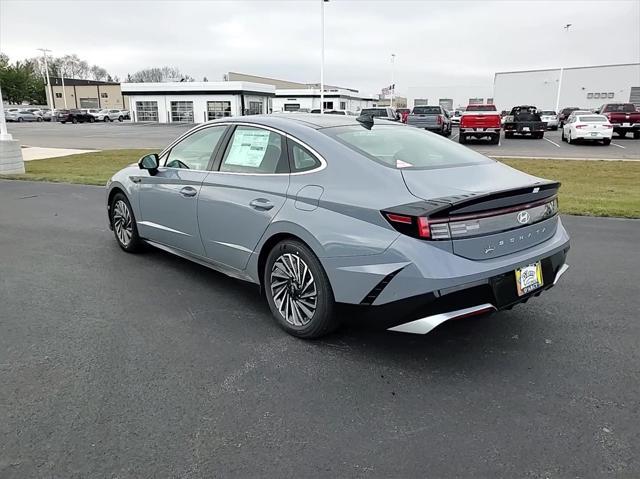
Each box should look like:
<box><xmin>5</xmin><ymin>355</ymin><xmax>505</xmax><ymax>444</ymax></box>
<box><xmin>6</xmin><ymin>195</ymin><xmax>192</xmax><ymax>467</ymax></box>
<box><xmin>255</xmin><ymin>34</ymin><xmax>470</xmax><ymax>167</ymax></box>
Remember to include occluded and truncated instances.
<box><xmin>5</xmin><ymin>109</ymin><xmax>43</xmax><ymax>122</ymax></box>
<box><xmin>95</xmin><ymin>109</ymin><xmax>125</xmax><ymax>122</ymax></box>
<box><xmin>106</xmin><ymin>114</ymin><xmax>570</xmax><ymax>338</ymax></box>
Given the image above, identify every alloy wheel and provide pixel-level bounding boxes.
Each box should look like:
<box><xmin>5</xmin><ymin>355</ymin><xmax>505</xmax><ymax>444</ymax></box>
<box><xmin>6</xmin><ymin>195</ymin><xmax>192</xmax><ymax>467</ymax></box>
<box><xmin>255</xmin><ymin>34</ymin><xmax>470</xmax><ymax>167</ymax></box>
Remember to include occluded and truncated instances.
<box><xmin>270</xmin><ymin>253</ymin><xmax>318</xmax><ymax>326</ymax></box>
<box><xmin>112</xmin><ymin>200</ymin><xmax>133</xmax><ymax>246</ymax></box>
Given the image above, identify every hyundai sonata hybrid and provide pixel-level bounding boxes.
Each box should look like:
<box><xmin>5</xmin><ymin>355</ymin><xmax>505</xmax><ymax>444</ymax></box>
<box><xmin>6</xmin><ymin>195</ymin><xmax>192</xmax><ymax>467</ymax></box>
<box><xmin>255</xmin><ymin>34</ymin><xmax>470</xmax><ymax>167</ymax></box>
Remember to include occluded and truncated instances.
<box><xmin>106</xmin><ymin>114</ymin><xmax>570</xmax><ymax>338</ymax></box>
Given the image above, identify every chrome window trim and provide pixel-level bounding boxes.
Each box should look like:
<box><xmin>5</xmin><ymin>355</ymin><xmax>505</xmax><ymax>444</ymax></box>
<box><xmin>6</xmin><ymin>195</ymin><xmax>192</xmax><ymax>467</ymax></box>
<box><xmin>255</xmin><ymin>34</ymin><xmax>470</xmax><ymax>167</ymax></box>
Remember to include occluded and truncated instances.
<box><xmin>158</xmin><ymin>121</ymin><xmax>327</xmax><ymax>177</ymax></box>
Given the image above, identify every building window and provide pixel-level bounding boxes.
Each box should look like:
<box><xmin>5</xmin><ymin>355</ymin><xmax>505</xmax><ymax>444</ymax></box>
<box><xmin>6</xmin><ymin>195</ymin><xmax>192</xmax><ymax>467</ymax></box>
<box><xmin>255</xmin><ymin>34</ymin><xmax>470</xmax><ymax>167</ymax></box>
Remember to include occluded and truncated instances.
<box><xmin>136</xmin><ymin>101</ymin><xmax>159</xmax><ymax>122</ymax></box>
<box><xmin>79</xmin><ymin>97</ymin><xmax>99</xmax><ymax>108</ymax></box>
<box><xmin>594</xmin><ymin>93</ymin><xmax>601</xmax><ymax>99</ymax></box>
<box><xmin>284</xmin><ymin>103</ymin><xmax>300</xmax><ymax>111</ymax></box>
<box><xmin>468</xmin><ymin>98</ymin><xmax>483</xmax><ymax>105</ymax></box>
<box><xmin>171</xmin><ymin>101</ymin><xmax>194</xmax><ymax>122</ymax></box>
<box><xmin>100</xmin><ymin>92</ymin><xmax>108</xmax><ymax>98</ymax></box>
<box><xmin>207</xmin><ymin>101</ymin><xmax>231</xmax><ymax>120</ymax></box>
<box><xmin>340</xmin><ymin>101</ymin><xmax>346</xmax><ymax>110</ymax></box>
<box><xmin>247</xmin><ymin>101</ymin><xmax>263</xmax><ymax>115</ymax></box>
<box><xmin>487</xmin><ymin>98</ymin><xmax>494</xmax><ymax>105</ymax></box>
<box><xmin>587</xmin><ymin>93</ymin><xmax>594</xmax><ymax>99</ymax></box>
<box><xmin>414</xmin><ymin>99</ymin><xmax>428</xmax><ymax>106</ymax></box>
<box><xmin>55</xmin><ymin>92</ymin><xmax>62</xmax><ymax>98</ymax></box>
<box><xmin>607</xmin><ymin>92</ymin><xmax>614</xmax><ymax>99</ymax></box>
<box><xmin>322</xmin><ymin>101</ymin><xmax>334</xmax><ymax>110</ymax></box>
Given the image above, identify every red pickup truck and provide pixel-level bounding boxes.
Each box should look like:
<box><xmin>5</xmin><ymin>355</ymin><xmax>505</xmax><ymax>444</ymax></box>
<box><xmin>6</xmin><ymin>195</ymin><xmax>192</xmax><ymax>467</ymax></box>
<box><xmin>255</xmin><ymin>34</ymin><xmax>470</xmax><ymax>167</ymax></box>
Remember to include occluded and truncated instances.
<box><xmin>597</xmin><ymin>103</ymin><xmax>640</xmax><ymax>139</ymax></box>
<box><xmin>459</xmin><ymin>104</ymin><xmax>501</xmax><ymax>144</ymax></box>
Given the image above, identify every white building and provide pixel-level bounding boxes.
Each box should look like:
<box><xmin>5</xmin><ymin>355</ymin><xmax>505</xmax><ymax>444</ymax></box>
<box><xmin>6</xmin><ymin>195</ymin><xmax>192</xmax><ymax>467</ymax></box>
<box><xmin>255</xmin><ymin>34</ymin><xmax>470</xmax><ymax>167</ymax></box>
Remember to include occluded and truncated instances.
<box><xmin>121</xmin><ymin>81</ymin><xmax>275</xmax><ymax>123</ymax></box>
<box><xmin>493</xmin><ymin>63</ymin><xmax>640</xmax><ymax>112</ymax></box>
<box><xmin>272</xmin><ymin>87</ymin><xmax>376</xmax><ymax>113</ymax></box>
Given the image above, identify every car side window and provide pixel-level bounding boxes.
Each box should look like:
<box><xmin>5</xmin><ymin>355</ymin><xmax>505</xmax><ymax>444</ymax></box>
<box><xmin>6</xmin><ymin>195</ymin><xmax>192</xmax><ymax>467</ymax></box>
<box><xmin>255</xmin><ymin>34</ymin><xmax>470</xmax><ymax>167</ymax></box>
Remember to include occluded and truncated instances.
<box><xmin>165</xmin><ymin>126</ymin><xmax>227</xmax><ymax>170</ymax></box>
<box><xmin>219</xmin><ymin>126</ymin><xmax>288</xmax><ymax>174</ymax></box>
<box><xmin>289</xmin><ymin>142</ymin><xmax>321</xmax><ymax>173</ymax></box>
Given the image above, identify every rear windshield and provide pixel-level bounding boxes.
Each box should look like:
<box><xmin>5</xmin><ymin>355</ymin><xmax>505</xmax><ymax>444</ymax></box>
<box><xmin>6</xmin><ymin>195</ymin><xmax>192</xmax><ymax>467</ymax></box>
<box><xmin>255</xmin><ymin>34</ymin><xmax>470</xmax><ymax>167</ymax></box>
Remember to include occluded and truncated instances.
<box><xmin>540</xmin><ymin>111</ymin><xmax>557</xmax><ymax>115</ymax></box>
<box><xmin>412</xmin><ymin>106</ymin><xmax>440</xmax><ymax>114</ymax></box>
<box><xmin>360</xmin><ymin>108</ymin><xmax>388</xmax><ymax>118</ymax></box>
<box><xmin>602</xmin><ymin>104</ymin><xmax>635</xmax><ymax>113</ymax></box>
<box><xmin>325</xmin><ymin>124</ymin><xmax>493</xmax><ymax>170</ymax></box>
<box><xmin>577</xmin><ymin>115</ymin><xmax>608</xmax><ymax>122</ymax></box>
<box><xmin>465</xmin><ymin>105</ymin><xmax>497</xmax><ymax>112</ymax></box>
<box><xmin>561</xmin><ymin>108</ymin><xmax>579</xmax><ymax>115</ymax></box>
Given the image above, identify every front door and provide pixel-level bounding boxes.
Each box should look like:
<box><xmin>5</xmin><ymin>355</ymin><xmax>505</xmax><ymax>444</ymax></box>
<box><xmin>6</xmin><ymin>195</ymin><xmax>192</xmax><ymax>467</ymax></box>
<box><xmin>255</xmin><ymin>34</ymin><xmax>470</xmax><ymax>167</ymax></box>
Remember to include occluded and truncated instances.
<box><xmin>136</xmin><ymin>125</ymin><xmax>229</xmax><ymax>256</ymax></box>
<box><xmin>198</xmin><ymin>125</ymin><xmax>290</xmax><ymax>270</ymax></box>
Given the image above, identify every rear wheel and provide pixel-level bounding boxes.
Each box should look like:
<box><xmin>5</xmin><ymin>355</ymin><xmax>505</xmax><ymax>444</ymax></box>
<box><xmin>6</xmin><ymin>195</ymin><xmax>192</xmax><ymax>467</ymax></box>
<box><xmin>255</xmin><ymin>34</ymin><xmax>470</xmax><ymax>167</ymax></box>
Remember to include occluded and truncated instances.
<box><xmin>458</xmin><ymin>133</ymin><xmax>466</xmax><ymax>144</ymax></box>
<box><xmin>490</xmin><ymin>134</ymin><xmax>500</xmax><ymax>144</ymax></box>
<box><xmin>118</xmin><ymin>116</ymin><xmax>124</xmax><ymax>122</ymax></box>
<box><xmin>264</xmin><ymin>239</ymin><xmax>338</xmax><ymax>339</ymax></box>
<box><xmin>17</xmin><ymin>117</ymin><xmax>23</xmax><ymax>123</ymax></box>
<box><xmin>505</xmin><ymin>131</ymin><xmax>514</xmax><ymax>139</ymax></box>
<box><xmin>89</xmin><ymin>116</ymin><xmax>95</xmax><ymax>123</ymax></box>
<box><xmin>37</xmin><ymin>117</ymin><xmax>42</xmax><ymax>122</ymax></box>
<box><xmin>72</xmin><ymin>117</ymin><xmax>78</xmax><ymax>124</ymax></box>
<box><xmin>104</xmin><ymin>116</ymin><xmax>110</xmax><ymax>122</ymax></box>
<box><xmin>561</xmin><ymin>129</ymin><xmax>566</xmax><ymax>141</ymax></box>
<box><xmin>110</xmin><ymin>193</ymin><xmax>144</xmax><ymax>253</ymax></box>
<box><xmin>603</xmin><ymin>138</ymin><xmax>611</xmax><ymax>145</ymax></box>
<box><xmin>567</xmin><ymin>130</ymin><xmax>574</xmax><ymax>144</ymax></box>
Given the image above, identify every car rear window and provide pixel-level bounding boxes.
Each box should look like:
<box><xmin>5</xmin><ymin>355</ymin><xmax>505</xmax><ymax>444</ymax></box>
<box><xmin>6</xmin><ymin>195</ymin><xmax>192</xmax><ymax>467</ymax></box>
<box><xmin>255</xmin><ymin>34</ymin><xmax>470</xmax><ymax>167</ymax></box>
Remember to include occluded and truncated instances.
<box><xmin>540</xmin><ymin>111</ymin><xmax>556</xmax><ymax>115</ymax></box>
<box><xmin>602</xmin><ymin>104</ymin><xmax>635</xmax><ymax>112</ymax></box>
<box><xmin>412</xmin><ymin>106</ymin><xmax>441</xmax><ymax>114</ymax></box>
<box><xmin>325</xmin><ymin>124</ymin><xmax>493</xmax><ymax>170</ymax></box>
<box><xmin>360</xmin><ymin>108</ymin><xmax>388</xmax><ymax>118</ymax></box>
<box><xmin>577</xmin><ymin>115</ymin><xmax>607</xmax><ymax>122</ymax></box>
<box><xmin>465</xmin><ymin>105</ymin><xmax>497</xmax><ymax>112</ymax></box>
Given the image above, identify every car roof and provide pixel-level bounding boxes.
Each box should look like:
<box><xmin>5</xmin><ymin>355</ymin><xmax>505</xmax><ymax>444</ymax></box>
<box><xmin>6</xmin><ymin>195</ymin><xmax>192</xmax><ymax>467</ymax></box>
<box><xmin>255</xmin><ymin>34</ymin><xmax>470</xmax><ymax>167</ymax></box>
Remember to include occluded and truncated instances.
<box><xmin>209</xmin><ymin>113</ymin><xmax>399</xmax><ymax>130</ymax></box>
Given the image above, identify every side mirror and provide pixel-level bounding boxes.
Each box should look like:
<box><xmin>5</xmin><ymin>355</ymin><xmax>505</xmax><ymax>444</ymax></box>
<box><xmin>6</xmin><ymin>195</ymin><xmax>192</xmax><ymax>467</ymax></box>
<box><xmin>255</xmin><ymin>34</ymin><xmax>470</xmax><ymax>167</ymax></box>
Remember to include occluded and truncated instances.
<box><xmin>138</xmin><ymin>153</ymin><xmax>159</xmax><ymax>175</ymax></box>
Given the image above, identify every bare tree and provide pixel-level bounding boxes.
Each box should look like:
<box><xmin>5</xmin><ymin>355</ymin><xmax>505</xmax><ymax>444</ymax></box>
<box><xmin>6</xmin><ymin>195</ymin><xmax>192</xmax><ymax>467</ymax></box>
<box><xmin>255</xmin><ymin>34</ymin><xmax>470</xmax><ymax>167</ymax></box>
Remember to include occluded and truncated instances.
<box><xmin>127</xmin><ymin>66</ymin><xmax>191</xmax><ymax>83</ymax></box>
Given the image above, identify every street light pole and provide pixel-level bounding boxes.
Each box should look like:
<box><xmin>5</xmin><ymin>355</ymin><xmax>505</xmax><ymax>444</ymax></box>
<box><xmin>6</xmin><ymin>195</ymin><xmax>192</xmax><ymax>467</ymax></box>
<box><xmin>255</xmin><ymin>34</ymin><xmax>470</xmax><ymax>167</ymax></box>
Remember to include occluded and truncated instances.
<box><xmin>555</xmin><ymin>24</ymin><xmax>571</xmax><ymax>113</ymax></box>
<box><xmin>0</xmin><ymin>83</ymin><xmax>12</xmax><ymax>141</ymax></box>
<box><xmin>37</xmin><ymin>48</ymin><xmax>54</xmax><ymax>113</ymax></box>
<box><xmin>390</xmin><ymin>53</ymin><xmax>396</xmax><ymax>109</ymax></box>
<box><xmin>61</xmin><ymin>69</ymin><xmax>68</xmax><ymax>109</ymax></box>
<box><xmin>320</xmin><ymin>0</ymin><xmax>327</xmax><ymax>114</ymax></box>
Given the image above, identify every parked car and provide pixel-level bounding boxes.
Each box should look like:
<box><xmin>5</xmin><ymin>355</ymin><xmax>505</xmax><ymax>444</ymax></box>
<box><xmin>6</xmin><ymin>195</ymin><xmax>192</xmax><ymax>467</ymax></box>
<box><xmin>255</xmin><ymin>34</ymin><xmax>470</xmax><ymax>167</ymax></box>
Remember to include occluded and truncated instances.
<box><xmin>121</xmin><ymin>110</ymin><xmax>131</xmax><ymax>120</ymax></box>
<box><xmin>561</xmin><ymin>113</ymin><xmax>613</xmax><ymax>145</ymax></box>
<box><xmin>106</xmin><ymin>114</ymin><xmax>570</xmax><ymax>338</ymax></box>
<box><xmin>396</xmin><ymin>108</ymin><xmax>410</xmax><ymax>123</ymax></box>
<box><xmin>5</xmin><ymin>109</ymin><xmax>42</xmax><ymax>122</ymax></box>
<box><xmin>42</xmin><ymin>109</ymin><xmax>56</xmax><ymax>121</ymax></box>
<box><xmin>406</xmin><ymin>105</ymin><xmax>452</xmax><ymax>136</ymax></box>
<box><xmin>459</xmin><ymin>104</ymin><xmax>501</xmax><ymax>144</ymax></box>
<box><xmin>359</xmin><ymin>107</ymin><xmax>399</xmax><ymax>121</ymax></box>
<box><xmin>95</xmin><ymin>109</ymin><xmax>126</xmax><ymax>122</ymax></box>
<box><xmin>79</xmin><ymin>108</ymin><xmax>101</xmax><ymax>118</ymax></box>
<box><xmin>558</xmin><ymin>107</ymin><xmax>582</xmax><ymax>128</ymax></box>
<box><xmin>57</xmin><ymin>109</ymin><xmax>95</xmax><ymax>124</ymax></box>
<box><xmin>597</xmin><ymin>103</ymin><xmax>640</xmax><ymax>139</ymax></box>
<box><xmin>503</xmin><ymin>106</ymin><xmax>546</xmax><ymax>138</ymax></box>
<box><xmin>539</xmin><ymin>110</ymin><xmax>558</xmax><ymax>130</ymax></box>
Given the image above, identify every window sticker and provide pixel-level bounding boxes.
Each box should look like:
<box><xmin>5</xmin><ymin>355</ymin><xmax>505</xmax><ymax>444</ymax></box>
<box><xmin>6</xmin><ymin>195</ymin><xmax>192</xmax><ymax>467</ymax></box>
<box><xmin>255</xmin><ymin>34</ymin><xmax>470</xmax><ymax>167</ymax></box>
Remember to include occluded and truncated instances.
<box><xmin>225</xmin><ymin>129</ymin><xmax>270</xmax><ymax>167</ymax></box>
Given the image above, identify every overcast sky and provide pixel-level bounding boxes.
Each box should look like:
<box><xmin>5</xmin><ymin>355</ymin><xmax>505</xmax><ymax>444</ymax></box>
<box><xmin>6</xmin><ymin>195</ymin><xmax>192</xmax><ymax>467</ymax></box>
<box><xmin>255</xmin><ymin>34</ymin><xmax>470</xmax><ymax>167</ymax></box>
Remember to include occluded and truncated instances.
<box><xmin>1</xmin><ymin>0</ymin><xmax>639</xmax><ymax>96</ymax></box>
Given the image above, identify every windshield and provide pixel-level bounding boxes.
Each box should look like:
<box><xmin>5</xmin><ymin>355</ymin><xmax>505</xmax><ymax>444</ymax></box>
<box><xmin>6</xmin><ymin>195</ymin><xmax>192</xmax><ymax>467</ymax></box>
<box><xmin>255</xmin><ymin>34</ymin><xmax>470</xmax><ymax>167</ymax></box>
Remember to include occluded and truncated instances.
<box><xmin>360</xmin><ymin>108</ymin><xmax>388</xmax><ymax>118</ymax></box>
<box><xmin>412</xmin><ymin>106</ymin><xmax>440</xmax><ymax>114</ymax></box>
<box><xmin>602</xmin><ymin>104</ymin><xmax>635</xmax><ymax>113</ymax></box>
<box><xmin>465</xmin><ymin>105</ymin><xmax>497</xmax><ymax>112</ymax></box>
<box><xmin>325</xmin><ymin>124</ymin><xmax>493</xmax><ymax>170</ymax></box>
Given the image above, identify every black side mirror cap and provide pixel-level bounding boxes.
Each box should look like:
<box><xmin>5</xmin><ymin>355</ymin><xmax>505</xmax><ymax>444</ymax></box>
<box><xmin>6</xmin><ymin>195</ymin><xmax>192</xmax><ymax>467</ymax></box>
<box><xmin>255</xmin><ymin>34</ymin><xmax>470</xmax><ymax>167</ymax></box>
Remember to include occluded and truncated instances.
<box><xmin>138</xmin><ymin>153</ymin><xmax>159</xmax><ymax>175</ymax></box>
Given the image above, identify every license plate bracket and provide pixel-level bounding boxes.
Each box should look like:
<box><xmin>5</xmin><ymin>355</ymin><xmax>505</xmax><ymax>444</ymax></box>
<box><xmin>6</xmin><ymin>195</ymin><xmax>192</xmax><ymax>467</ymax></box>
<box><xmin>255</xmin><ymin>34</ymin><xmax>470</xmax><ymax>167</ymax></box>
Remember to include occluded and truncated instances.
<box><xmin>515</xmin><ymin>262</ymin><xmax>543</xmax><ymax>296</ymax></box>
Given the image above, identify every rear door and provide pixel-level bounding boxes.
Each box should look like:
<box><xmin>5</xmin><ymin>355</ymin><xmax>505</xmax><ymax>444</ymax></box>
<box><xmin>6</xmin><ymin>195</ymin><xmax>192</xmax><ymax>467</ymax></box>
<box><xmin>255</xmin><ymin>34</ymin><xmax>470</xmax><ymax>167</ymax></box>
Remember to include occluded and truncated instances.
<box><xmin>136</xmin><ymin>125</ymin><xmax>229</xmax><ymax>255</ymax></box>
<box><xmin>198</xmin><ymin>124</ymin><xmax>290</xmax><ymax>271</ymax></box>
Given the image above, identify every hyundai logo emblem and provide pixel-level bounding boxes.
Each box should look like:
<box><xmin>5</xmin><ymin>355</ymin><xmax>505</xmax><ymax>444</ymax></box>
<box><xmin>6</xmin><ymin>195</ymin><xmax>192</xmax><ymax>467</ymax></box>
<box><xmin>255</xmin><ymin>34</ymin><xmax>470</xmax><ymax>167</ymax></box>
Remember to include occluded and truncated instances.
<box><xmin>517</xmin><ymin>211</ymin><xmax>530</xmax><ymax>224</ymax></box>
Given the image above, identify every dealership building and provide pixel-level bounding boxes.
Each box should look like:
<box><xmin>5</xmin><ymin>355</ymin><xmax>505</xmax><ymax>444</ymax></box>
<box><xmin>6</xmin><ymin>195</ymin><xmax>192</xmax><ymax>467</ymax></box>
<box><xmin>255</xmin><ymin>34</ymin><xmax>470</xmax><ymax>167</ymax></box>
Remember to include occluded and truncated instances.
<box><xmin>121</xmin><ymin>81</ymin><xmax>275</xmax><ymax>123</ymax></box>
<box><xmin>47</xmin><ymin>77</ymin><xmax>129</xmax><ymax>110</ymax></box>
<box><xmin>493</xmin><ymin>63</ymin><xmax>640</xmax><ymax>112</ymax></box>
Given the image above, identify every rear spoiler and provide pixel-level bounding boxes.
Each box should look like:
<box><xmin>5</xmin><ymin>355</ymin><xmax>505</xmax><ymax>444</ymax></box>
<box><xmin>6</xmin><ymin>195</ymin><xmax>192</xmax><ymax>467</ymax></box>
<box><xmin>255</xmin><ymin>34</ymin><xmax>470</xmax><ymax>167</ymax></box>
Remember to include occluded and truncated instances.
<box><xmin>384</xmin><ymin>181</ymin><xmax>560</xmax><ymax>219</ymax></box>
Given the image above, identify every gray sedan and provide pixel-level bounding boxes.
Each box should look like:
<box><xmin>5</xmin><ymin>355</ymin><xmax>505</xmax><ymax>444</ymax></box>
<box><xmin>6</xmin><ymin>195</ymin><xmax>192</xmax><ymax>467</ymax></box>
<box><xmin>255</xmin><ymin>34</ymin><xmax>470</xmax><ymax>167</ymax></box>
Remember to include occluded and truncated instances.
<box><xmin>106</xmin><ymin>114</ymin><xmax>570</xmax><ymax>338</ymax></box>
<box><xmin>5</xmin><ymin>109</ymin><xmax>43</xmax><ymax>122</ymax></box>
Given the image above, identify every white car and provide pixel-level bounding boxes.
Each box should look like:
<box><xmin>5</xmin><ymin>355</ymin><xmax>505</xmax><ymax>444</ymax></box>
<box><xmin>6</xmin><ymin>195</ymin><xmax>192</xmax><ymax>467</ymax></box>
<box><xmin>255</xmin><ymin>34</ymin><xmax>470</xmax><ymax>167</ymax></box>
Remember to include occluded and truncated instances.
<box><xmin>561</xmin><ymin>114</ymin><xmax>613</xmax><ymax>145</ymax></box>
<box><xmin>539</xmin><ymin>110</ymin><xmax>558</xmax><ymax>130</ymax></box>
<box><xmin>95</xmin><ymin>109</ymin><xmax>125</xmax><ymax>122</ymax></box>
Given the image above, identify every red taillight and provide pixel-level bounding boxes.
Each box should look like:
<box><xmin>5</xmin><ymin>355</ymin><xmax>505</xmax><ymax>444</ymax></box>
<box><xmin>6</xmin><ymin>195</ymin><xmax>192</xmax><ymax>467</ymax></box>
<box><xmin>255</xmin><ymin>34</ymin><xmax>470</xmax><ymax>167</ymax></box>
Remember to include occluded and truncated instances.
<box><xmin>417</xmin><ymin>217</ymin><xmax>430</xmax><ymax>238</ymax></box>
<box><xmin>386</xmin><ymin>213</ymin><xmax>412</xmax><ymax>225</ymax></box>
<box><xmin>603</xmin><ymin>124</ymin><xmax>613</xmax><ymax>129</ymax></box>
<box><xmin>575</xmin><ymin>124</ymin><xmax>587</xmax><ymax>129</ymax></box>
<box><xmin>437</xmin><ymin>115</ymin><xmax>442</xmax><ymax>125</ymax></box>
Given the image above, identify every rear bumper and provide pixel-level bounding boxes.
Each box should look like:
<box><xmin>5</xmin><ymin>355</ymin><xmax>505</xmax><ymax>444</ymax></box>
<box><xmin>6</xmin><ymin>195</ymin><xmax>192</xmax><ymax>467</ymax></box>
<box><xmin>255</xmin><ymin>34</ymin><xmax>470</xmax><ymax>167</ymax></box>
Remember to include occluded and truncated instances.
<box><xmin>611</xmin><ymin>124</ymin><xmax>640</xmax><ymax>132</ymax></box>
<box><xmin>460</xmin><ymin>128</ymin><xmax>500</xmax><ymax>135</ymax></box>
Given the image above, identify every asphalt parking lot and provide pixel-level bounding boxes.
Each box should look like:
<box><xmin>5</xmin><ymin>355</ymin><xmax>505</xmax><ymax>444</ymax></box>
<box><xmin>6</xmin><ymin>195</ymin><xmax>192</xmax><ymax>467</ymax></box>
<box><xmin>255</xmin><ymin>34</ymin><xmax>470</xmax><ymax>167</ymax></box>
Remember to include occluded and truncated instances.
<box><xmin>7</xmin><ymin>121</ymin><xmax>640</xmax><ymax>160</ymax></box>
<box><xmin>1</xmin><ymin>179</ymin><xmax>639</xmax><ymax>478</ymax></box>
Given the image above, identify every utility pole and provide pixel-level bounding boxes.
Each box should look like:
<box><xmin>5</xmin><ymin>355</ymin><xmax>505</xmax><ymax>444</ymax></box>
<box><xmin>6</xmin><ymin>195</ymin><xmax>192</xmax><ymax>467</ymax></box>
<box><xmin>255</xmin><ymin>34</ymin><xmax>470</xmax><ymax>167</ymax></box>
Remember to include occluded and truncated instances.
<box><xmin>60</xmin><ymin>69</ymin><xmax>68</xmax><ymax>109</ymax></box>
<box><xmin>555</xmin><ymin>24</ymin><xmax>572</xmax><ymax>113</ymax></box>
<box><xmin>320</xmin><ymin>0</ymin><xmax>328</xmax><ymax>114</ymax></box>
<box><xmin>390</xmin><ymin>53</ymin><xmax>396</xmax><ymax>109</ymax></box>
<box><xmin>37</xmin><ymin>48</ymin><xmax>55</xmax><ymax>113</ymax></box>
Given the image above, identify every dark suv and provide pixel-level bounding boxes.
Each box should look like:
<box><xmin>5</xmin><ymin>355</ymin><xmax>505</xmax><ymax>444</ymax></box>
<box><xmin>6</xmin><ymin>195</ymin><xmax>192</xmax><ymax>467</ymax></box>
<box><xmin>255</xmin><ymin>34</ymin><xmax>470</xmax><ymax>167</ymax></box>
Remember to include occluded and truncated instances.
<box><xmin>57</xmin><ymin>109</ymin><xmax>95</xmax><ymax>124</ymax></box>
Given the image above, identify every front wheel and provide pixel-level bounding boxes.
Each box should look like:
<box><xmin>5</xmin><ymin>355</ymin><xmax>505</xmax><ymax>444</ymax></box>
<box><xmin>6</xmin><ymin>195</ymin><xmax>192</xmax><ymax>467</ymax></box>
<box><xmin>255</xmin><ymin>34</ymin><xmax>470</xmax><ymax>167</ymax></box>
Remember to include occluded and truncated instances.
<box><xmin>603</xmin><ymin>138</ymin><xmax>611</xmax><ymax>145</ymax></box>
<box><xmin>37</xmin><ymin>117</ymin><xmax>43</xmax><ymax>122</ymax></box>
<box><xmin>561</xmin><ymin>129</ymin><xmax>566</xmax><ymax>141</ymax></box>
<box><xmin>118</xmin><ymin>116</ymin><xmax>123</xmax><ymax>122</ymax></box>
<box><xmin>110</xmin><ymin>193</ymin><xmax>144</xmax><ymax>253</ymax></box>
<box><xmin>458</xmin><ymin>134</ymin><xmax>466</xmax><ymax>144</ymax></box>
<box><xmin>17</xmin><ymin>117</ymin><xmax>23</xmax><ymax>123</ymax></box>
<box><xmin>104</xmin><ymin>116</ymin><xmax>110</xmax><ymax>122</ymax></box>
<box><xmin>264</xmin><ymin>240</ymin><xmax>338</xmax><ymax>338</ymax></box>
<box><xmin>567</xmin><ymin>130</ymin><xmax>574</xmax><ymax>144</ymax></box>
<box><xmin>89</xmin><ymin>116</ymin><xmax>95</xmax><ymax>123</ymax></box>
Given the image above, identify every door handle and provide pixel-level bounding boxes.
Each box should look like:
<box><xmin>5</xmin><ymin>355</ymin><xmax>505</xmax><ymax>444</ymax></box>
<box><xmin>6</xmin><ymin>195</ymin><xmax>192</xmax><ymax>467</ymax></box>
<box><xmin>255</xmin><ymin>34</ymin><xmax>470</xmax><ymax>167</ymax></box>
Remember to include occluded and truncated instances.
<box><xmin>250</xmin><ymin>198</ymin><xmax>274</xmax><ymax>210</ymax></box>
<box><xmin>179</xmin><ymin>186</ymin><xmax>198</xmax><ymax>197</ymax></box>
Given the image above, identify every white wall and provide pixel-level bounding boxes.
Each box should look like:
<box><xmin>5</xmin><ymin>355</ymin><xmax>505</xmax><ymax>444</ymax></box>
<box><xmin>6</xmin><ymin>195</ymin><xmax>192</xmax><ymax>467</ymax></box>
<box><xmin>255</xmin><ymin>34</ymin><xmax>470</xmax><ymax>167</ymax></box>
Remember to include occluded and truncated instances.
<box><xmin>272</xmin><ymin>95</ymin><xmax>375</xmax><ymax>112</ymax></box>
<box><xmin>493</xmin><ymin>64</ymin><xmax>640</xmax><ymax>112</ymax></box>
<box><xmin>406</xmin><ymin>85</ymin><xmax>494</xmax><ymax>111</ymax></box>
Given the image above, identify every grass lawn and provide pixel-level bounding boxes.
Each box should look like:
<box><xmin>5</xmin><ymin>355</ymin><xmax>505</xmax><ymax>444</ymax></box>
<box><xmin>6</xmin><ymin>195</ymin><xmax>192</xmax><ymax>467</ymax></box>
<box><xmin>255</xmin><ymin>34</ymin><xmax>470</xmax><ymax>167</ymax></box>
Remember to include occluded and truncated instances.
<box><xmin>1</xmin><ymin>149</ymin><xmax>638</xmax><ymax>218</ymax></box>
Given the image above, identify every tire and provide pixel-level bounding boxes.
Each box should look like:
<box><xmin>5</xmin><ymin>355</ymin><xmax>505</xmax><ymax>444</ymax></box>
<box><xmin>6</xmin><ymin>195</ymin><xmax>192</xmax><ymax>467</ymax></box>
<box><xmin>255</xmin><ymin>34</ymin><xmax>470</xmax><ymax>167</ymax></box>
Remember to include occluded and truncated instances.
<box><xmin>617</xmin><ymin>131</ymin><xmax>626</xmax><ymax>138</ymax></box>
<box><xmin>37</xmin><ymin>117</ymin><xmax>42</xmax><ymax>122</ymax></box>
<box><xmin>458</xmin><ymin>134</ymin><xmax>466</xmax><ymax>144</ymax></box>
<box><xmin>118</xmin><ymin>116</ymin><xmax>123</xmax><ymax>122</ymax></box>
<box><xmin>264</xmin><ymin>239</ymin><xmax>338</xmax><ymax>339</ymax></box>
<box><xmin>603</xmin><ymin>138</ymin><xmax>611</xmax><ymax>145</ymax></box>
<box><xmin>561</xmin><ymin>129</ymin><xmax>566</xmax><ymax>141</ymax></box>
<box><xmin>110</xmin><ymin>193</ymin><xmax>144</xmax><ymax>253</ymax></box>
<box><xmin>490</xmin><ymin>134</ymin><xmax>500</xmax><ymax>145</ymax></box>
<box><xmin>567</xmin><ymin>130</ymin><xmax>573</xmax><ymax>144</ymax></box>
<box><xmin>17</xmin><ymin>117</ymin><xmax>23</xmax><ymax>123</ymax></box>
<box><xmin>89</xmin><ymin>116</ymin><xmax>95</xmax><ymax>123</ymax></box>
<box><xmin>505</xmin><ymin>131</ymin><xmax>514</xmax><ymax>139</ymax></box>
<box><xmin>72</xmin><ymin>117</ymin><xmax>78</xmax><ymax>124</ymax></box>
<box><xmin>104</xmin><ymin>116</ymin><xmax>110</xmax><ymax>122</ymax></box>
<box><xmin>634</xmin><ymin>131</ymin><xmax>640</xmax><ymax>140</ymax></box>
<box><xmin>61</xmin><ymin>121</ymin><xmax>66</xmax><ymax>124</ymax></box>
